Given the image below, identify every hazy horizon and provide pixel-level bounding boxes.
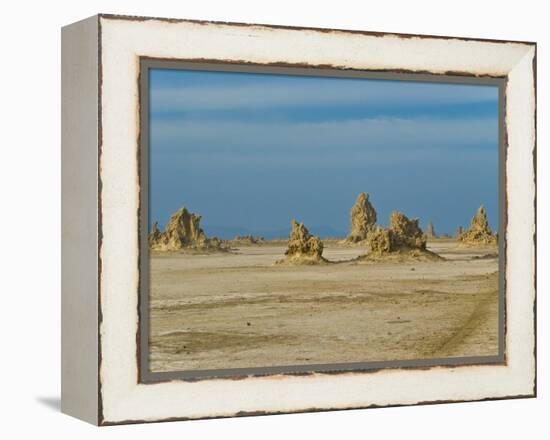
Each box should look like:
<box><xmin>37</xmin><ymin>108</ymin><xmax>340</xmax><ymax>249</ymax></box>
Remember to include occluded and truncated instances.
<box><xmin>149</xmin><ymin>68</ymin><xmax>499</xmax><ymax>239</ymax></box>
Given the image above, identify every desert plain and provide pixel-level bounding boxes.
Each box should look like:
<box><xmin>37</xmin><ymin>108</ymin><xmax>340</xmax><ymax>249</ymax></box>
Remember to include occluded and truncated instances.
<box><xmin>149</xmin><ymin>238</ymin><xmax>499</xmax><ymax>373</ymax></box>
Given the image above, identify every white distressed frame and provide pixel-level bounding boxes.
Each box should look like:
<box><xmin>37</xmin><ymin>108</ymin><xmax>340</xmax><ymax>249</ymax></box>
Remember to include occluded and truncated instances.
<box><xmin>93</xmin><ymin>15</ymin><xmax>536</xmax><ymax>424</ymax></box>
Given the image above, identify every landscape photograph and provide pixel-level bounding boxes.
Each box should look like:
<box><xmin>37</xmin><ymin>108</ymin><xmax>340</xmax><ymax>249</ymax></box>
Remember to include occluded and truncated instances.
<box><xmin>145</xmin><ymin>68</ymin><xmax>501</xmax><ymax>374</ymax></box>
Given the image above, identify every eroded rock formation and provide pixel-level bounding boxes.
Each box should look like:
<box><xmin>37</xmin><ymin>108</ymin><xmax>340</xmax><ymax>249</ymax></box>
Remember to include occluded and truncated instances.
<box><xmin>230</xmin><ymin>235</ymin><xmax>265</xmax><ymax>245</ymax></box>
<box><xmin>149</xmin><ymin>222</ymin><xmax>162</xmax><ymax>247</ymax></box>
<box><xmin>347</xmin><ymin>192</ymin><xmax>377</xmax><ymax>242</ymax></box>
<box><xmin>364</xmin><ymin>211</ymin><xmax>440</xmax><ymax>260</ymax></box>
<box><xmin>278</xmin><ymin>220</ymin><xmax>325</xmax><ymax>264</ymax></box>
<box><xmin>389</xmin><ymin>212</ymin><xmax>427</xmax><ymax>250</ymax></box>
<box><xmin>366</xmin><ymin>226</ymin><xmax>392</xmax><ymax>254</ymax></box>
<box><xmin>459</xmin><ymin>205</ymin><xmax>497</xmax><ymax>246</ymax></box>
<box><xmin>426</xmin><ymin>221</ymin><xmax>437</xmax><ymax>239</ymax></box>
<box><xmin>149</xmin><ymin>207</ymin><xmax>224</xmax><ymax>251</ymax></box>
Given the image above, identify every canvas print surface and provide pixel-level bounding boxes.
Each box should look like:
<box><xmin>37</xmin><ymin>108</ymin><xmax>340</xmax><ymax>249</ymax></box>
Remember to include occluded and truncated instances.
<box><xmin>145</xmin><ymin>67</ymin><xmax>501</xmax><ymax>375</ymax></box>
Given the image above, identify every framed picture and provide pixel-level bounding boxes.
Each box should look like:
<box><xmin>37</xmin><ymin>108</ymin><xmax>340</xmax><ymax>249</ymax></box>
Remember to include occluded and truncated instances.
<box><xmin>61</xmin><ymin>14</ymin><xmax>536</xmax><ymax>425</ymax></box>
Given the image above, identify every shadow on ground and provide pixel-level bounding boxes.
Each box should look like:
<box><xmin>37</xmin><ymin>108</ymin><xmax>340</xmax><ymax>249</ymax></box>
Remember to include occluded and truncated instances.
<box><xmin>36</xmin><ymin>396</ymin><xmax>61</xmax><ymax>412</ymax></box>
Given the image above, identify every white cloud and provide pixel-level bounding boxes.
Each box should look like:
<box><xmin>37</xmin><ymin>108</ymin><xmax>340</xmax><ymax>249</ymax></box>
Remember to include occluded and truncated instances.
<box><xmin>150</xmin><ymin>80</ymin><xmax>498</xmax><ymax>113</ymax></box>
<box><xmin>150</xmin><ymin>116</ymin><xmax>498</xmax><ymax>159</ymax></box>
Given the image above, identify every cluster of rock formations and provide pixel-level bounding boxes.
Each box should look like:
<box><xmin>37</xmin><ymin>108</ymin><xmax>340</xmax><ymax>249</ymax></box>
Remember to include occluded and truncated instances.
<box><xmin>149</xmin><ymin>207</ymin><xmax>224</xmax><ymax>252</ymax></box>
<box><xmin>278</xmin><ymin>220</ymin><xmax>326</xmax><ymax>265</ymax></box>
<box><xmin>230</xmin><ymin>235</ymin><xmax>265</xmax><ymax>245</ymax></box>
<box><xmin>151</xmin><ymin>198</ymin><xmax>497</xmax><ymax>261</ymax></box>
<box><xmin>457</xmin><ymin>205</ymin><xmax>497</xmax><ymax>246</ymax></box>
<box><xmin>279</xmin><ymin>193</ymin><xmax>438</xmax><ymax>264</ymax></box>
<box><xmin>341</xmin><ymin>192</ymin><xmax>436</xmax><ymax>259</ymax></box>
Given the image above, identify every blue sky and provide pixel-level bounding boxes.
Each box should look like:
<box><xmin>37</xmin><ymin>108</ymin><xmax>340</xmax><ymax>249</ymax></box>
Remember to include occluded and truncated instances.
<box><xmin>149</xmin><ymin>68</ymin><xmax>499</xmax><ymax>239</ymax></box>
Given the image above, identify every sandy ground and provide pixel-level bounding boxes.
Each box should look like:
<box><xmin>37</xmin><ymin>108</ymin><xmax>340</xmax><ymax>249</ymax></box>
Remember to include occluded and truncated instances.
<box><xmin>149</xmin><ymin>239</ymin><xmax>499</xmax><ymax>372</ymax></box>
